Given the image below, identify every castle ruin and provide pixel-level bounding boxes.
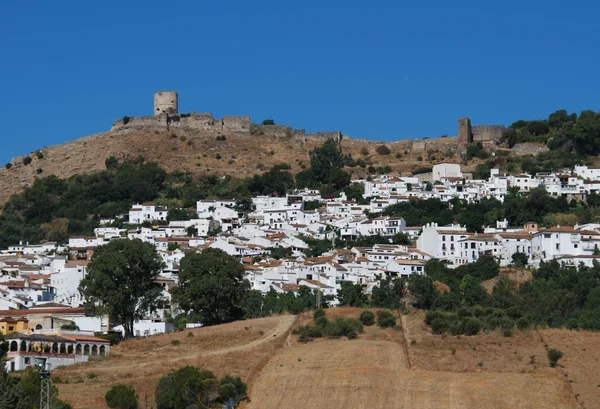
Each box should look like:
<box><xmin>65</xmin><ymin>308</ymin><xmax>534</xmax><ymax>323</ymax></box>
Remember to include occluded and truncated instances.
<box><xmin>111</xmin><ymin>91</ymin><xmax>342</xmax><ymax>142</ymax></box>
<box><xmin>457</xmin><ymin>117</ymin><xmax>505</xmax><ymax>150</ymax></box>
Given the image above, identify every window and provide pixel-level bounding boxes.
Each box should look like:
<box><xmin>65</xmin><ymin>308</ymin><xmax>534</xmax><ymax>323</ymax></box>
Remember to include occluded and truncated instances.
<box><xmin>8</xmin><ymin>326</ymin><xmax>13</xmax><ymax>331</ymax></box>
<box><xmin>24</xmin><ymin>357</ymin><xmax>30</xmax><ymax>365</ymax></box>
<box><xmin>556</xmin><ymin>244</ymin><xmax>560</xmax><ymax>250</ymax></box>
<box><xmin>574</xmin><ymin>244</ymin><xmax>578</xmax><ymax>249</ymax></box>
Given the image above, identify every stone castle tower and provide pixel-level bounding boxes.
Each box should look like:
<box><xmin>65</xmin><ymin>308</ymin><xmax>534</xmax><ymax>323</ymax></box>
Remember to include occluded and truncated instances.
<box><xmin>154</xmin><ymin>91</ymin><xmax>178</xmax><ymax>116</ymax></box>
<box><xmin>458</xmin><ymin>117</ymin><xmax>473</xmax><ymax>148</ymax></box>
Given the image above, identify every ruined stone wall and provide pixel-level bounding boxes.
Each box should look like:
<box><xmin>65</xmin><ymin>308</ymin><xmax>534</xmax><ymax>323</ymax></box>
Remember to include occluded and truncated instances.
<box><xmin>411</xmin><ymin>140</ymin><xmax>427</xmax><ymax>152</ymax></box>
<box><xmin>223</xmin><ymin>116</ymin><xmax>251</xmax><ymax>133</ymax></box>
<box><xmin>259</xmin><ymin>124</ymin><xmax>293</xmax><ymax>137</ymax></box>
<box><xmin>111</xmin><ymin>115</ymin><xmax>168</xmax><ymax>131</ymax></box>
<box><xmin>511</xmin><ymin>143</ymin><xmax>549</xmax><ymax>156</ymax></box>
<box><xmin>305</xmin><ymin>131</ymin><xmax>342</xmax><ymax>142</ymax></box>
<box><xmin>472</xmin><ymin>125</ymin><xmax>505</xmax><ymax>147</ymax></box>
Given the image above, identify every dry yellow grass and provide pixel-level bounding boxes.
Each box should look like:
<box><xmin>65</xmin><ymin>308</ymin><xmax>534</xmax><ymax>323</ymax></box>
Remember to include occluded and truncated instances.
<box><xmin>54</xmin><ymin>315</ymin><xmax>296</xmax><ymax>409</ymax></box>
<box><xmin>0</xmin><ymin>127</ymin><xmax>461</xmax><ymax>204</ymax></box>
<box><xmin>245</xmin><ymin>337</ymin><xmax>575</xmax><ymax>409</ymax></box>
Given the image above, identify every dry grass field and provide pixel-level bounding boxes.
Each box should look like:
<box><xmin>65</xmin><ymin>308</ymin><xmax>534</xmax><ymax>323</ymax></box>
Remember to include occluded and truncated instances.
<box><xmin>244</xmin><ymin>308</ymin><xmax>577</xmax><ymax>409</ymax></box>
<box><xmin>54</xmin><ymin>315</ymin><xmax>296</xmax><ymax>409</ymax></box>
<box><xmin>0</xmin><ymin>127</ymin><xmax>461</xmax><ymax>204</ymax></box>
<box><xmin>54</xmin><ymin>308</ymin><xmax>597</xmax><ymax>409</ymax></box>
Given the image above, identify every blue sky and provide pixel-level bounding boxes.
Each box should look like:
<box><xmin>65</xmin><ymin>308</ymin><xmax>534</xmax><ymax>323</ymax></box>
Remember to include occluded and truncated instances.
<box><xmin>1</xmin><ymin>0</ymin><xmax>598</xmax><ymax>164</ymax></box>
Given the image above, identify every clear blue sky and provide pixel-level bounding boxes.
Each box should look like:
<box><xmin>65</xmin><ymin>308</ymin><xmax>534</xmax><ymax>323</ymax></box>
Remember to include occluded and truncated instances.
<box><xmin>1</xmin><ymin>0</ymin><xmax>598</xmax><ymax>164</ymax></box>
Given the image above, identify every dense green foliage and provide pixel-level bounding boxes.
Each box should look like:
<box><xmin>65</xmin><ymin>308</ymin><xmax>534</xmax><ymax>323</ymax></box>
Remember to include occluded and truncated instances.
<box><xmin>380</xmin><ymin>187</ymin><xmax>599</xmax><ymax>232</ymax></box>
<box><xmin>293</xmin><ymin>310</ymin><xmax>364</xmax><ymax>342</ymax></box>
<box><xmin>79</xmin><ymin>239</ymin><xmax>165</xmax><ymax>337</ymax></box>
<box><xmin>173</xmin><ymin>249</ymin><xmax>249</xmax><ymax>326</ymax></box>
<box><xmin>0</xmin><ymin>360</ymin><xmax>72</xmax><ymax>409</ymax></box>
<box><xmin>105</xmin><ymin>384</ymin><xmax>138</xmax><ymax>409</ymax></box>
<box><xmin>359</xmin><ymin>310</ymin><xmax>375</xmax><ymax>326</ymax></box>
<box><xmin>155</xmin><ymin>366</ymin><xmax>246</xmax><ymax>409</ymax></box>
<box><xmin>416</xmin><ymin>257</ymin><xmax>600</xmax><ymax>334</ymax></box>
<box><xmin>376</xmin><ymin>310</ymin><xmax>397</xmax><ymax>328</ymax></box>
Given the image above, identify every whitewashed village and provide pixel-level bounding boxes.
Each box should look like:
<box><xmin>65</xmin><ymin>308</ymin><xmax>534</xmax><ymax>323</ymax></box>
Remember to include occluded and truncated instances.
<box><xmin>2</xmin><ymin>162</ymin><xmax>600</xmax><ymax>372</ymax></box>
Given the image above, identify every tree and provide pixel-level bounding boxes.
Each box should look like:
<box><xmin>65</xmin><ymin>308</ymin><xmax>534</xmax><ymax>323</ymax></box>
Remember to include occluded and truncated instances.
<box><xmin>105</xmin><ymin>384</ymin><xmax>138</xmax><ymax>409</ymax></box>
<box><xmin>512</xmin><ymin>252</ymin><xmax>528</xmax><ymax>267</ymax></box>
<box><xmin>0</xmin><ymin>341</ymin><xmax>28</xmax><ymax>409</ymax></box>
<box><xmin>167</xmin><ymin>208</ymin><xmax>190</xmax><ymax>222</ymax></box>
<box><xmin>261</xmin><ymin>119</ymin><xmax>275</xmax><ymax>125</ymax></box>
<box><xmin>155</xmin><ymin>366</ymin><xmax>219</xmax><ymax>409</ymax></box>
<box><xmin>309</xmin><ymin>139</ymin><xmax>351</xmax><ymax>188</ymax></box>
<box><xmin>459</xmin><ymin>275</ymin><xmax>487</xmax><ymax>307</ymax></box>
<box><xmin>372</xmin><ymin>276</ymin><xmax>405</xmax><ymax>308</ymax></box>
<box><xmin>337</xmin><ymin>281</ymin><xmax>367</xmax><ymax>307</ymax></box>
<box><xmin>79</xmin><ymin>239</ymin><xmax>165</xmax><ymax>338</ymax></box>
<box><xmin>408</xmin><ymin>274</ymin><xmax>438</xmax><ymax>309</ymax></box>
<box><xmin>172</xmin><ymin>249</ymin><xmax>249</xmax><ymax>325</ymax></box>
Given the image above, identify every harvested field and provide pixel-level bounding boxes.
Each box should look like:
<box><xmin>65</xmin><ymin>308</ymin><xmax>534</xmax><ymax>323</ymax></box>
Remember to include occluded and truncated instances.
<box><xmin>245</xmin><ymin>338</ymin><xmax>576</xmax><ymax>409</ymax></box>
<box><xmin>541</xmin><ymin>329</ymin><xmax>600</xmax><ymax>408</ymax></box>
<box><xmin>403</xmin><ymin>310</ymin><xmax>549</xmax><ymax>373</ymax></box>
<box><xmin>55</xmin><ymin>315</ymin><xmax>296</xmax><ymax>409</ymax></box>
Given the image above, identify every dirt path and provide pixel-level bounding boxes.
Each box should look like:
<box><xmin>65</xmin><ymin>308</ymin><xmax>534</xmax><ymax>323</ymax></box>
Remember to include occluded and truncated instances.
<box><xmin>200</xmin><ymin>315</ymin><xmax>296</xmax><ymax>356</ymax></box>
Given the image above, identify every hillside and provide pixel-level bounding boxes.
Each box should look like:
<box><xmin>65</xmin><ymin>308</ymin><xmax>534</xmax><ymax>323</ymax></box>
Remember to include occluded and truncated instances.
<box><xmin>53</xmin><ymin>308</ymin><xmax>595</xmax><ymax>409</ymax></box>
<box><xmin>0</xmin><ymin>126</ymin><xmax>461</xmax><ymax>205</ymax></box>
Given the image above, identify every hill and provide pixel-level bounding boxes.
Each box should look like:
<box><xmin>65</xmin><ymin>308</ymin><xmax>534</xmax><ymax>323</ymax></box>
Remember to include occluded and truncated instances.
<box><xmin>53</xmin><ymin>308</ymin><xmax>598</xmax><ymax>409</ymax></box>
<box><xmin>0</xmin><ymin>125</ymin><xmax>461</xmax><ymax>205</ymax></box>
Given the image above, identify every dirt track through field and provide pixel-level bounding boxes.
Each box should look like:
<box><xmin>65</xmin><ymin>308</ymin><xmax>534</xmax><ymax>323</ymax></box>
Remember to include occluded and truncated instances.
<box><xmin>245</xmin><ymin>338</ymin><xmax>577</xmax><ymax>409</ymax></box>
<box><xmin>198</xmin><ymin>315</ymin><xmax>296</xmax><ymax>356</ymax></box>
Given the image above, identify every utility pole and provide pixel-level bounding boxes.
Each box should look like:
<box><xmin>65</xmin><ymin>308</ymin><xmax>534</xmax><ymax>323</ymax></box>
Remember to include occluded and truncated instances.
<box><xmin>316</xmin><ymin>289</ymin><xmax>322</xmax><ymax>309</ymax></box>
<box><xmin>35</xmin><ymin>358</ymin><xmax>51</xmax><ymax>409</ymax></box>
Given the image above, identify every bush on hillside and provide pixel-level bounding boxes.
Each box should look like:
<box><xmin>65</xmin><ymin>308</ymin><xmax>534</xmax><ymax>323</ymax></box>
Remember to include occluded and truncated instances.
<box><xmin>377</xmin><ymin>310</ymin><xmax>396</xmax><ymax>328</ymax></box>
<box><xmin>313</xmin><ymin>309</ymin><xmax>326</xmax><ymax>320</ymax></box>
<box><xmin>375</xmin><ymin>145</ymin><xmax>391</xmax><ymax>155</ymax></box>
<box><xmin>105</xmin><ymin>384</ymin><xmax>138</xmax><ymax>409</ymax></box>
<box><xmin>359</xmin><ymin>310</ymin><xmax>375</xmax><ymax>326</ymax></box>
<box><xmin>547</xmin><ymin>348</ymin><xmax>564</xmax><ymax>368</ymax></box>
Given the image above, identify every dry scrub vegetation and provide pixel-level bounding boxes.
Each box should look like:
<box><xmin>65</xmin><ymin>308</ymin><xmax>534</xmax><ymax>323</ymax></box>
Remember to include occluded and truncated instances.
<box><xmin>54</xmin><ymin>308</ymin><xmax>597</xmax><ymax>409</ymax></box>
<box><xmin>0</xmin><ymin>127</ymin><xmax>461</xmax><ymax>204</ymax></box>
<box><xmin>54</xmin><ymin>315</ymin><xmax>295</xmax><ymax>409</ymax></box>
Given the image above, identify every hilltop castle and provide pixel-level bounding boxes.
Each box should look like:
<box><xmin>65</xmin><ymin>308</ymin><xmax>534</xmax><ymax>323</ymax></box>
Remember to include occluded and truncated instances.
<box><xmin>111</xmin><ymin>91</ymin><xmax>507</xmax><ymax>151</ymax></box>
<box><xmin>111</xmin><ymin>91</ymin><xmax>342</xmax><ymax>142</ymax></box>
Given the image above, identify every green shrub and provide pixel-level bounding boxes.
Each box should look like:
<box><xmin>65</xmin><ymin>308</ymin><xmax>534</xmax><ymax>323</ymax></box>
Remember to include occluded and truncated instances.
<box><xmin>457</xmin><ymin>307</ymin><xmax>472</xmax><ymax>318</ymax></box>
<box><xmin>171</xmin><ymin>340</ymin><xmax>180</xmax><ymax>346</ymax></box>
<box><xmin>105</xmin><ymin>384</ymin><xmax>138</xmax><ymax>409</ymax></box>
<box><xmin>325</xmin><ymin>318</ymin><xmax>363</xmax><ymax>339</ymax></box>
<box><xmin>500</xmin><ymin>317</ymin><xmax>515</xmax><ymax>337</ymax></box>
<box><xmin>216</xmin><ymin>135</ymin><xmax>227</xmax><ymax>141</ymax></box>
<box><xmin>314</xmin><ymin>316</ymin><xmax>329</xmax><ymax>328</ymax></box>
<box><xmin>505</xmin><ymin>306</ymin><xmax>522</xmax><ymax>319</ymax></box>
<box><xmin>215</xmin><ymin>154</ymin><xmax>222</xmax><ymax>160</ymax></box>
<box><xmin>516</xmin><ymin>317</ymin><xmax>530</xmax><ymax>330</ymax></box>
<box><xmin>548</xmin><ymin>348</ymin><xmax>564</xmax><ymax>367</ymax></box>
<box><xmin>359</xmin><ymin>310</ymin><xmax>375</xmax><ymax>326</ymax></box>
<box><xmin>87</xmin><ymin>372</ymin><xmax>98</xmax><ymax>379</ymax></box>
<box><xmin>376</xmin><ymin>145</ymin><xmax>391</xmax><ymax>155</ymax></box>
<box><xmin>425</xmin><ymin>310</ymin><xmax>445</xmax><ymax>326</ymax></box>
<box><xmin>294</xmin><ymin>325</ymin><xmax>323</xmax><ymax>343</ymax></box>
<box><xmin>313</xmin><ymin>309</ymin><xmax>326</xmax><ymax>320</ymax></box>
<box><xmin>430</xmin><ymin>317</ymin><xmax>450</xmax><ymax>335</ymax></box>
<box><xmin>460</xmin><ymin>317</ymin><xmax>482</xmax><ymax>336</ymax></box>
<box><xmin>5</xmin><ymin>163</ymin><xmax>12</xmax><ymax>169</ymax></box>
<box><xmin>36</xmin><ymin>151</ymin><xmax>44</xmax><ymax>159</ymax></box>
<box><xmin>377</xmin><ymin>310</ymin><xmax>396</xmax><ymax>328</ymax></box>
<box><xmin>23</xmin><ymin>156</ymin><xmax>32</xmax><ymax>165</ymax></box>
<box><xmin>472</xmin><ymin>306</ymin><xmax>485</xmax><ymax>318</ymax></box>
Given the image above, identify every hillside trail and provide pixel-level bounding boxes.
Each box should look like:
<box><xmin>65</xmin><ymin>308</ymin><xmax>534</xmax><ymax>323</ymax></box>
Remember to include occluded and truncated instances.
<box><xmin>200</xmin><ymin>315</ymin><xmax>296</xmax><ymax>356</ymax></box>
<box><xmin>104</xmin><ymin>315</ymin><xmax>296</xmax><ymax>371</ymax></box>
